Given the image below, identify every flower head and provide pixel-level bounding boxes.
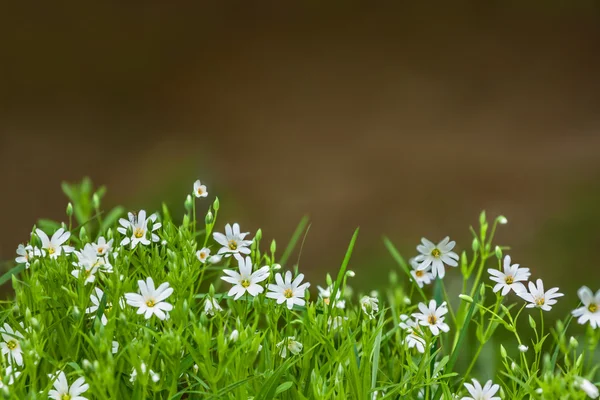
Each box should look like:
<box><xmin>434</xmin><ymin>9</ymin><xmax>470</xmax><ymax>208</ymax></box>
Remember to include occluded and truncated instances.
<box><xmin>415</xmin><ymin>237</ymin><xmax>459</xmax><ymax>279</ymax></box>
<box><xmin>15</xmin><ymin>244</ymin><xmax>45</xmax><ymax>268</ymax></box>
<box><xmin>266</xmin><ymin>271</ymin><xmax>311</xmax><ymax>310</ymax></box>
<box><xmin>360</xmin><ymin>296</ymin><xmax>379</xmax><ymax>319</ymax></box>
<box><xmin>196</xmin><ymin>248</ymin><xmax>211</xmax><ymax>263</ymax></box>
<box><xmin>276</xmin><ymin>336</ymin><xmax>303</xmax><ymax>358</ymax></box>
<box><xmin>125</xmin><ymin>277</ymin><xmax>174</xmax><ymax>320</ymax></box>
<box><xmin>204</xmin><ymin>297</ymin><xmax>223</xmax><ymax>316</ymax></box>
<box><xmin>0</xmin><ymin>324</ymin><xmax>24</xmax><ymax>366</ymax></box>
<box><xmin>91</xmin><ymin>237</ymin><xmax>113</xmax><ymax>257</ymax></box>
<box><xmin>399</xmin><ymin>314</ymin><xmax>426</xmax><ymax>353</ymax></box>
<box><xmin>213</xmin><ymin>223</ymin><xmax>253</xmax><ymax>257</ymax></box>
<box><xmin>572</xmin><ymin>286</ymin><xmax>600</xmax><ymax>329</ymax></box>
<box><xmin>461</xmin><ymin>378</ymin><xmax>500</xmax><ymax>400</ymax></box>
<box><xmin>48</xmin><ymin>371</ymin><xmax>89</xmax><ymax>400</ymax></box>
<box><xmin>517</xmin><ymin>279</ymin><xmax>563</xmax><ymax>311</ymax></box>
<box><xmin>317</xmin><ymin>285</ymin><xmax>345</xmax><ymax>309</ymax></box>
<box><xmin>487</xmin><ymin>255</ymin><xmax>530</xmax><ymax>296</ymax></box>
<box><xmin>117</xmin><ymin>210</ymin><xmax>161</xmax><ymax>249</ymax></box>
<box><xmin>410</xmin><ymin>257</ymin><xmax>434</xmax><ymax>288</ymax></box>
<box><xmin>221</xmin><ymin>255</ymin><xmax>270</xmax><ymax>300</ymax></box>
<box><xmin>413</xmin><ymin>300</ymin><xmax>450</xmax><ymax>336</ymax></box>
<box><xmin>193</xmin><ymin>180</ymin><xmax>208</xmax><ymax>198</ymax></box>
<box><xmin>85</xmin><ymin>287</ymin><xmax>118</xmax><ymax>326</ymax></box>
<box><xmin>576</xmin><ymin>377</ymin><xmax>599</xmax><ymax>399</ymax></box>
<box><xmin>35</xmin><ymin>228</ymin><xmax>73</xmax><ymax>259</ymax></box>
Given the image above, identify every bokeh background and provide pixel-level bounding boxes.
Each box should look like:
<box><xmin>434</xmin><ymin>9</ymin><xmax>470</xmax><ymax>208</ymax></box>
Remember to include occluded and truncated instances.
<box><xmin>2</xmin><ymin>3</ymin><xmax>600</xmax><ymax>316</ymax></box>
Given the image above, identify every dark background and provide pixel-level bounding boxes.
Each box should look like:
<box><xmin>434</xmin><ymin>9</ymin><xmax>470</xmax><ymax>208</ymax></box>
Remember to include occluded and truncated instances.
<box><xmin>2</xmin><ymin>3</ymin><xmax>600</xmax><ymax>308</ymax></box>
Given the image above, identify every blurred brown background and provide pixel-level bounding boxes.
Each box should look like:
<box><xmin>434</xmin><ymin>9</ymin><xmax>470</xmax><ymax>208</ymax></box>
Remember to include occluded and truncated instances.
<box><xmin>2</xmin><ymin>3</ymin><xmax>600</xmax><ymax>303</ymax></box>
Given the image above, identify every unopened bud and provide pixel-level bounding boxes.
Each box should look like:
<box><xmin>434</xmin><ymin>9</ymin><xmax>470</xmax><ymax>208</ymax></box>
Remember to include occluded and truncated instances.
<box><xmin>66</xmin><ymin>202</ymin><xmax>73</xmax><ymax>217</ymax></box>
<box><xmin>92</xmin><ymin>193</ymin><xmax>100</xmax><ymax>209</ymax></box>
<box><xmin>569</xmin><ymin>336</ymin><xmax>579</xmax><ymax>348</ymax></box>
<box><xmin>184</xmin><ymin>195</ymin><xmax>193</xmax><ymax>212</ymax></box>
<box><xmin>347</xmin><ymin>270</ymin><xmax>356</xmax><ymax>278</ymax></box>
<box><xmin>500</xmin><ymin>344</ymin><xmax>507</xmax><ymax>358</ymax></box>
<box><xmin>205</xmin><ymin>211</ymin><xmax>214</xmax><ymax>225</ymax></box>
<box><xmin>529</xmin><ymin>315</ymin><xmax>536</xmax><ymax>330</ymax></box>
<box><xmin>497</xmin><ymin>215</ymin><xmax>508</xmax><ymax>225</ymax></box>
<box><xmin>495</xmin><ymin>246</ymin><xmax>503</xmax><ymax>260</ymax></box>
<box><xmin>459</xmin><ymin>294</ymin><xmax>474</xmax><ymax>303</ymax></box>
<box><xmin>270</xmin><ymin>239</ymin><xmax>276</xmax><ymax>254</ymax></box>
<box><xmin>213</xmin><ymin>197</ymin><xmax>220</xmax><ymax>211</ymax></box>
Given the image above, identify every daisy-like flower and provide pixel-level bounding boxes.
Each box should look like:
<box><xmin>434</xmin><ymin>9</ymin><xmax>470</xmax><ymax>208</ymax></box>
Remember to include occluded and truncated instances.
<box><xmin>576</xmin><ymin>377</ymin><xmax>599</xmax><ymax>399</ymax></box>
<box><xmin>413</xmin><ymin>300</ymin><xmax>450</xmax><ymax>336</ymax></box>
<box><xmin>461</xmin><ymin>379</ymin><xmax>500</xmax><ymax>400</ymax></box>
<box><xmin>15</xmin><ymin>244</ymin><xmax>45</xmax><ymax>268</ymax></box>
<box><xmin>572</xmin><ymin>286</ymin><xmax>600</xmax><ymax>329</ymax></box>
<box><xmin>117</xmin><ymin>210</ymin><xmax>161</xmax><ymax>249</ymax></box>
<box><xmin>360</xmin><ymin>296</ymin><xmax>379</xmax><ymax>319</ymax></box>
<box><xmin>399</xmin><ymin>314</ymin><xmax>426</xmax><ymax>354</ymax></box>
<box><xmin>276</xmin><ymin>336</ymin><xmax>303</xmax><ymax>358</ymax></box>
<box><xmin>204</xmin><ymin>297</ymin><xmax>222</xmax><ymax>316</ymax></box>
<box><xmin>85</xmin><ymin>287</ymin><xmax>118</xmax><ymax>325</ymax></box>
<box><xmin>71</xmin><ymin>256</ymin><xmax>100</xmax><ymax>285</ymax></box>
<box><xmin>410</xmin><ymin>258</ymin><xmax>434</xmax><ymax>288</ymax></box>
<box><xmin>487</xmin><ymin>255</ymin><xmax>530</xmax><ymax>296</ymax></box>
<box><xmin>91</xmin><ymin>237</ymin><xmax>113</xmax><ymax>257</ymax></box>
<box><xmin>221</xmin><ymin>255</ymin><xmax>270</xmax><ymax>300</ymax></box>
<box><xmin>35</xmin><ymin>228</ymin><xmax>73</xmax><ymax>259</ymax></box>
<box><xmin>48</xmin><ymin>371</ymin><xmax>89</xmax><ymax>400</ymax></box>
<box><xmin>0</xmin><ymin>324</ymin><xmax>24</xmax><ymax>366</ymax></box>
<box><xmin>125</xmin><ymin>277</ymin><xmax>174</xmax><ymax>320</ymax></box>
<box><xmin>517</xmin><ymin>279</ymin><xmax>563</xmax><ymax>311</ymax></box>
<box><xmin>266</xmin><ymin>271</ymin><xmax>311</xmax><ymax>310</ymax></box>
<box><xmin>196</xmin><ymin>247</ymin><xmax>211</xmax><ymax>263</ymax></box>
<box><xmin>415</xmin><ymin>237</ymin><xmax>459</xmax><ymax>279</ymax></box>
<box><xmin>193</xmin><ymin>180</ymin><xmax>208</xmax><ymax>198</ymax></box>
<box><xmin>213</xmin><ymin>223</ymin><xmax>253</xmax><ymax>257</ymax></box>
<box><xmin>317</xmin><ymin>285</ymin><xmax>345</xmax><ymax>309</ymax></box>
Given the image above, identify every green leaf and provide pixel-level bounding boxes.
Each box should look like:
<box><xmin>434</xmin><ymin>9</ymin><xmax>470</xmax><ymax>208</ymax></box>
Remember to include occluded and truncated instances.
<box><xmin>37</xmin><ymin>219</ymin><xmax>61</xmax><ymax>232</ymax></box>
<box><xmin>280</xmin><ymin>215</ymin><xmax>310</xmax><ymax>267</ymax></box>
<box><xmin>0</xmin><ymin>264</ymin><xmax>25</xmax><ymax>286</ymax></box>
<box><xmin>371</xmin><ymin>329</ymin><xmax>383</xmax><ymax>392</ymax></box>
<box><xmin>330</xmin><ymin>228</ymin><xmax>359</xmax><ymax>312</ymax></box>
<box><xmin>275</xmin><ymin>381</ymin><xmax>294</xmax><ymax>395</ymax></box>
<box><xmin>100</xmin><ymin>206</ymin><xmax>125</xmax><ymax>233</ymax></box>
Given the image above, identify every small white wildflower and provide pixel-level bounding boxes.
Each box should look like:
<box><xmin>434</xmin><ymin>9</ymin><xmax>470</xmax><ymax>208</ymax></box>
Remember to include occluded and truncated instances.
<box><xmin>85</xmin><ymin>287</ymin><xmax>112</xmax><ymax>325</ymax></box>
<box><xmin>572</xmin><ymin>286</ymin><xmax>600</xmax><ymax>329</ymax></box>
<box><xmin>125</xmin><ymin>277</ymin><xmax>174</xmax><ymax>320</ymax></box>
<box><xmin>204</xmin><ymin>297</ymin><xmax>222</xmax><ymax>316</ymax></box>
<box><xmin>266</xmin><ymin>271</ymin><xmax>311</xmax><ymax>310</ymax></box>
<box><xmin>117</xmin><ymin>210</ymin><xmax>161</xmax><ymax>249</ymax></box>
<box><xmin>360</xmin><ymin>296</ymin><xmax>379</xmax><ymax>319</ymax></box>
<box><xmin>415</xmin><ymin>236</ymin><xmax>459</xmax><ymax>279</ymax></box>
<box><xmin>1</xmin><ymin>365</ymin><xmax>20</xmax><ymax>385</ymax></box>
<box><xmin>149</xmin><ymin>370</ymin><xmax>160</xmax><ymax>383</ymax></box>
<box><xmin>229</xmin><ymin>329</ymin><xmax>239</xmax><ymax>342</ymax></box>
<box><xmin>413</xmin><ymin>300</ymin><xmax>450</xmax><ymax>336</ymax></box>
<box><xmin>487</xmin><ymin>255</ymin><xmax>530</xmax><ymax>296</ymax></box>
<box><xmin>518</xmin><ymin>344</ymin><xmax>528</xmax><ymax>352</ymax></box>
<box><xmin>193</xmin><ymin>180</ymin><xmax>208</xmax><ymax>198</ymax></box>
<box><xmin>276</xmin><ymin>336</ymin><xmax>303</xmax><ymax>358</ymax></box>
<box><xmin>535</xmin><ymin>388</ymin><xmax>543</xmax><ymax>394</ymax></box>
<box><xmin>196</xmin><ymin>248</ymin><xmax>211</xmax><ymax>263</ymax></box>
<box><xmin>112</xmin><ymin>340</ymin><xmax>119</xmax><ymax>354</ymax></box>
<box><xmin>399</xmin><ymin>314</ymin><xmax>426</xmax><ymax>353</ymax></box>
<box><xmin>213</xmin><ymin>223</ymin><xmax>253</xmax><ymax>257</ymax></box>
<box><xmin>48</xmin><ymin>371</ymin><xmax>89</xmax><ymax>400</ymax></box>
<box><xmin>317</xmin><ymin>285</ymin><xmax>345</xmax><ymax>309</ymax></box>
<box><xmin>15</xmin><ymin>244</ymin><xmax>45</xmax><ymax>268</ymax></box>
<box><xmin>461</xmin><ymin>378</ymin><xmax>500</xmax><ymax>400</ymax></box>
<box><xmin>221</xmin><ymin>255</ymin><xmax>270</xmax><ymax>300</ymax></box>
<box><xmin>328</xmin><ymin>316</ymin><xmax>348</xmax><ymax>331</ymax></box>
<box><xmin>35</xmin><ymin>228</ymin><xmax>73</xmax><ymax>259</ymax></box>
<box><xmin>90</xmin><ymin>237</ymin><xmax>113</xmax><ymax>257</ymax></box>
<box><xmin>0</xmin><ymin>324</ymin><xmax>24</xmax><ymax>366</ymax></box>
<box><xmin>410</xmin><ymin>257</ymin><xmax>434</xmax><ymax>288</ymax></box>
<box><xmin>576</xmin><ymin>377</ymin><xmax>599</xmax><ymax>399</ymax></box>
<box><xmin>517</xmin><ymin>279</ymin><xmax>563</xmax><ymax>311</ymax></box>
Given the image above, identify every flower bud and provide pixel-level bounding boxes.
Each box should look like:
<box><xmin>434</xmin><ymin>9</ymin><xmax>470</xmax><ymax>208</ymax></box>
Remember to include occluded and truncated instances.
<box><xmin>92</xmin><ymin>193</ymin><xmax>100</xmax><ymax>209</ymax></box>
<box><xmin>459</xmin><ymin>294</ymin><xmax>474</xmax><ymax>303</ymax></box>
<box><xmin>229</xmin><ymin>330</ymin><xmax>239</xmax><ymax>342</ymax></box>
<box><xmin>272</xmin><ymin>263</ymin><xmax>282</xmax><ymax>271</ymax></box>
<box><xmin>529</xmin><ymin>315</ymin><xmax>536</xmax><ymax>330</ymax></box>
<box><xmin>518</xmin><ymin>344</ymin><xmax>528</xmax><ymax>352</ymax></box>
<box><xmin>497</xmin><ymin>215</ymin><xmax>508</xmax><ymax>225</ymax></box>
<box><xmin>184</xmin><ymin>195</ymin><xmax>193</xmax><ymax>212</ymax></box>
<box><xmin>472</xmin><ymin>238</ymin><xmax>479</xmax><ymax>252</ymax></box>
<box><xmin>500</xmin><ymin>344</ymin><xmax>507</xmax><ymax>358</ymax></box>
<box><xmin>494</xmin><ymin>246</ymin><xmax>503</xmax><ymax>260</ymax></box>
<box><xmin>213</xmin><ymin>197</ymin><xmax>220</xmax><ymax>211</ymax></box>
<box><xmin>347</xmin><ymin>270</ymin><xmax>356</xmax><ymax>278</ymax></box>
<box><xmin>569</xmin><ymin>336</ymin><xmax>579</xmax><ymax>349</ymax></box>
<box><xmin>270</xmin><ymin>239</ymin><xmax>277</xmax><ymax>254</ymax></box>
<box><xmin>66</xmin><ymin>202</ymin><xmax>73</xmax><ymax>217</ymax></box>
<box><xmin>205</xmin><ymin>211</ymin><xmax>214</xmax><ymax>225</ymax></box>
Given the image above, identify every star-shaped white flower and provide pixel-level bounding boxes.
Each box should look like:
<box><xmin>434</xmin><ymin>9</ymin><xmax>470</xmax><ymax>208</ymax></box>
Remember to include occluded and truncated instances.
<box><xmin>461</xmin><ymin>379</ymin><xmax>500</xmax><ymax>400</ymax></box>
<box><xmin>193</xmin><ymin>180</ymin><xmax>208</xmax><ymax>198</ymax></box>
<box><xmin>399</xmin><ymin>314</ymin><xmax>426</xmax><ymax>353</ymax></box>
<box><xmin>221</xmin><ymin>254</ymin><xmax>270</xmax><ymax>300</ymax></box>
<box><xmin>517</xmin><ymin>279</ymin><xmax>563</xmax><ymax>311</ymax></box>
<box><xmin>117</xmin><ymin>210</ymin><xmax>161</xmax><ymax>249</ymax></box>
<box><xmin>317</xmin><ymin>285</ymin><xmax>345</xmax><ymax>309</ymax></box>
<box><xmin>572</xmin><ymin>286</ymin><xmax>600</xmax><ymax>329</ymax></box>
<box><xmin>48</xmin><ymin>371</ymin><xmax>89</xmax><ymax>400</ymax></box>
<box><xmin>266</xmin><ymin>271</ymin><xmax>311</xmax><ymax>310</ymax></box>
<box><xmin>276</xmin><ymin>336</ymin><xmax>303</xmax><ymax>358</ymax></box>
<box><xmin>576</xmin><ymin>377</ymin><xmax>599</xmax><ymax>399</ymax></box>
<box><xmin>213</xmin><ymin>223</ymin><xmax>253</xmax><ymax>257</ymax></box>
<box><xmin>35</xmin><ymin>228</ymin><xmax>73</xmax><ymax>259</ymax></box>
<box><xmin>91</xmin><ymin>237</ymin><xmax>113</xmax><ymax>257</ymax></box>
<box><xmin>409</xmin><ymin>257</ymin><xmax>434</xmax><ymax>288</ymax></box>
<box><xmin>487</xmin><ymin>255</ymin><xmax>530</xmax><ymax>296</ymax></box>
<box><xmin>0</xmin><ymin>323</ymin><xmax>24</xmax><ymax>366</ymax></box>
<box><xmin>85</xmin><ymin>287</ymin><xmax>117</xmax><ymax>325</ymax></box>
<box><xmin>2</xmin><ymin>364</ymin><xmax>20</xmax><ymax>385</ymax></box>
<box><xmin>360</xmin><ymin>296</ymin><xmax>379</xmax><ymax>319</ymax></box>
<box><xmin>413</xmin><ymin>300</ymin><xmax>450</xmax><ymax>336</ymax></box>
<box><xmin>15</xmin><ymin>244</ymin><xmax>45</xmax><ymax>268</ymax></box>
<box><xmin>125</xmin><ymin>277</ymin><xmax>174</xmax><ymax>320</ymax></box>
<box><xmin>415</xmin><ymin>237</ymin><xmax>459</xmax><ymax>279</ymax></box>
<box><xmin>196</xmin><ymin>247</ymin><xmax>211</xmax><ymax>263</ymax></box>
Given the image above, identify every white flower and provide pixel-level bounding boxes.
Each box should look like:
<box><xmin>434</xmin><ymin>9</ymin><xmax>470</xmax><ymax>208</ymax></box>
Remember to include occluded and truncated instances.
<box><xmin>117</xmin><ymin>210</ymin><xmax>161</xmax><ymax>249</ymax></box>
<box><xmin>328</xmin><ymin>316</ymin><xmax>348</xmax><ymax>331</ymax></box>
<box><xmin>15</xmin><ymin>244</ymin><xmax>45</xmax><ymax>268</ymax></box>
<box><xmin>196</xmin><ymin>248</ymin><xmax>211</xmax><ymax>263</ymax></box>
<box><xmin>221</xmin><ymin>255</ymin><xmax>270</xmax><ymax>300</ymax></box>
<box><xmin>413</xmin><ymin>300</ymin><xmax>450</xmax><ymax>336</ymax></box>
<box><xmin>213</xmin><ymin>223</ymin><xmax>253</xmax><ymax>257</ymax></box>
<box><xmin>572</xmin><ymin>286</ymin><xmax>600</xmax><ymax>329</ymax></box>
<box><xmin>518</xmin><ymin>344</ymin><xmax>528</xmax><ymax>352</ymax></box>
<box><xmin>266</xmin><ymin>271</ymin><xmax>311</xmax><ymax>310</ymax></box>
<box><xmin>410</xmin><ymin>258</ymin><xmax>434</xmax><ymax>288</ymax></box>
<box><xmin>517</xmin><ymin>279</ymin><xmax>563</xmax><ymax>311</ymax></box>
<box><xmin>487</xmin><ymin>255</ymin><xmax>530</xmax><ymax>296</ymax></box>
<box><xmin>149</xmin><ymin>370</ymin><xmax>160</xmax><ymax>383</ymax></box>
<box><xmin>125</xmin><ymin>277</ymin><xmax>174</xmax><ymax>320</ymax></box>
<box><xmin>91</xmin><ymin>237</ymin><xmax>113</xmax><ymax>257</ymax></box>
<box><xmin>360</xmin><ymin>296</ymin><xmax>379</xmax><ymax>319</ymax></box>
<box><xmin>2</xmin><ymin>365</ymin><xmax>20</xmax><ymax>385</ymax></box>
<box><xmin>35</xmin><ymin>228</ymin><xmax>73</xmax><ymax>259</ymax></box>
<box><xmin>461</xmin><ymin>379</ymin><xmax>500</xmax><ymax>400</ymax></box>
<box><xmin>0</xmin><ymin>324</ymin><xmax>23</xmax><ymax>366</ymax></box>
<box><xmin>112</xmin><ymin>340</ymin><xmax>119</xmax><ymax>354</ymax></box>
<box><xmin>399</xmin><ymin>315</ymin><xmax>426</xmax><ymax>354</ymax></box>
<box><xmin>415</xmin><ymin>237</ymin><xmax>459</xmax><ymax>279</ymax></box>
<box><xmin>576</xmin><ymin>377</ymin><xmax>599</xmax><ymax>399</ymax></box>
<box><xmin>204</xmin><ymin>297</ymin><xmax>222</xmax><ymax>316</ymax></box>
<box><xmin>193</xmin><ymin>180</ymin><xmax>208</xmax><ymax>198</ymax></box>
<box><xmin>317</xmin><ymin>285</ymin><xmax>345</xmax><ymax>309</ymax></box>
<box><xmin>85</xmin><ymin>287</ymin><xmax>116</xmax><ymax>325</ymax></box>
<box><xmin>48</xmin><ymin>371</ymin><xmax>89</xmax><ymax>400</ymax></box>
<box><xmin>276</xmin><ymin>336</ymin><xmax>303</xmax><ymax>358</ymax></box>
<box><xmin>208</xmin><ymin>255</ymin><xmax>222</xmax><ymax>264</ymax></box>
<box><xmin>229</xmin><ymin>330</ymin><xmax>239</xmax><ymax>342</ymax></box>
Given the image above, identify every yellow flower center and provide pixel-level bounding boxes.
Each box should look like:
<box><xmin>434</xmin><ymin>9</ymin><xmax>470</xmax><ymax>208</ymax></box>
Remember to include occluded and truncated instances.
<box><xmin>241</xmin><ymin>279</ymin><xmax>251</xmax><ymax>288</ymax></box>
<box><xmin>61</xmin><ymin>395</ymin><xmax>71</xmax><ymax>400</ymax></box>
<box><xmin>97</xmin><ymin>247</ymin><xmax>105</xmax><ymax>255</ymax></box>
<box><xmin>323</xmin><ymin>297</ymin><xmax>331</xmax><ymax>305</ymax></box>
<box><xmin>535</xmin><ymin>298</ymin><xmax>545</xmax><ymax>306</ymax></box>
<box><xmin>7</xmin><ymin>340</ymin><xmax>17</xmax><ymax>350</ymax></box>
<box><xmin>427</xmin><ymin>315</ymin><xmax>437</xmax><ymax>325</ymax></box>
<box><xmin>505</xmin><ymin>276</ymin><xmax>514</xmax><ymax>284</ymax></box>
<box><xmin>228</xmin><ymin>240</ymin><xmax>238</xmax><ymax>250</ymax></box>
<box><xmin>197</xmin><ymin>188</ymin><xmax>204</xmax><ymax>196</ymax></box>
<box><xmin>589</xmin><ymin>303</ymin><xmax>598</xmax><ymax>313</ymax></box>
<box><xmin>415</xmin><ymin>270</ymin><xmax>424</xmax><ymax>278</ymax></box>
<box><xmin>48</xmin><ymin>247</ymin><xmax>56</xmax><ymax>255</ymax></box>
<box><xmin>134</xmin><ymin>228</ymin><xmax>145</xmax><ymax>239</ymax></box>
<box><xmin>431</xmin><ymin>248</ymin><xmax>441</xmax><ymax>258</ymax></box>
<box><xmin>284</xmin><ymin>289</ymin><xmax>294</xmax><ymax>298</ymax></box>
<box><xmin>199</xmin><ymin>252</ymin><xmax>206</xmax><ymax>259</ymax></box>
<box><xmin>146</xmin><ymin>300</ymin><xmax>156</xmax><ymax>307</ymax></box>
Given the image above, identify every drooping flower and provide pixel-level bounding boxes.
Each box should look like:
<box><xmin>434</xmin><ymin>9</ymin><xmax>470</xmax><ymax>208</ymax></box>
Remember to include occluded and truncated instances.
<box><xmin>48</xmin><ymin>371</ymin><xmax>89</xmax><ymax>400</ymax></box>
<box><xmin>196</xmin><ymin>248</ymin><xmax>211</xmax><ymax>263</ymax></box>
<box><xmin>360</xmin><ymin>296</ymin><xmax>379</xmax><ymax>319</ymax></box>
<box><xmin>410</xmin><ymin>258</ymin><xmax>434</xmax><ymax>288</ymax></box>
<box><xmin>204</xmin><ymin>297</ymin><xmax>222</xmax><ymax>316</ymax></box>
<box><xmin>413</xmin><ymin>300</ymin><xmax>450</xmax><ymax>336</ymax></box>
<box><xmin>461</xmin><ymin>379</ymin><xmax>500</xmax><ymax>400</ymax></box>
<box><xmin>91</xmin><ymin>237</ymin><xmax>113</xmax><ymax>257</ymax></box>
<box><xmin>0</xmin><ymin>324</ymin><xmax>24</xmax><ymax>366</ymax></box>
<box><xmin>576</xmin><ymin>377</ymin><xmax>599</xmax><ymax>399</ymax></box>
<box><xmin>266</xmin><ymin>271</ymin><xmax>311</xmax><ymax>310</ymax></box>
<box><xmin>517</xmin><ymin>279</ymin><xmax>563</xmax><ymax>311</ymax></box>
<box><xmin>35</xmin><ymin>228</ymin><xmax>73</xmax><ymax>259</ymax></box>
<box><xmin>193</xmin><ymin>180</ymin><xmax>208</xmax><ymax>198</ymax></box>
<box><xmin>125</xmin><ymin>277</ymin><xmax>174</xmax><ymax>320</ymax></box>
<box><xmin>317</xmin><ymin>285</ymin><xmax>345</xmax><ymax>309</ymax></box>
<box><xmin>518</xmin><ymin>344</ymin><xmax>528</xmax><ymax>353</ymax></box>
<box><xmin>117</xmin><ymin>210</ymin><xmax>161</xmax><ymax>249</ymax></box>
<box><xmin>415</xmin><ymin>237</ymin><xmax>459</xmax><ymax>279</ymax></box>
<box><xmin>399</xmin><ymin>314</ymin><xmax>426</xmax><ymax>353</ymax></box>
<box><xmin>213</xmin><ymin>223</ymin><xmax>253</xmax><ymax>257</ymax></box>
<box><xmin>276</xmin><ymin>336</ymin><xmax>303</xmax><ymax>358</ymax></box>
<box><xmin>487</xmin><ymin>255</ymin><xmax>530</xmax><ymax>296</ymax></box>
<box><xmin>221</xmin><ymin>255</ymin><xmax>270</xmax><ymax>300</ymax></box>
<box><xmin>572</xmin><ymin>286</ymin><xmax>600</xmax><ymax>329</ymax></box>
